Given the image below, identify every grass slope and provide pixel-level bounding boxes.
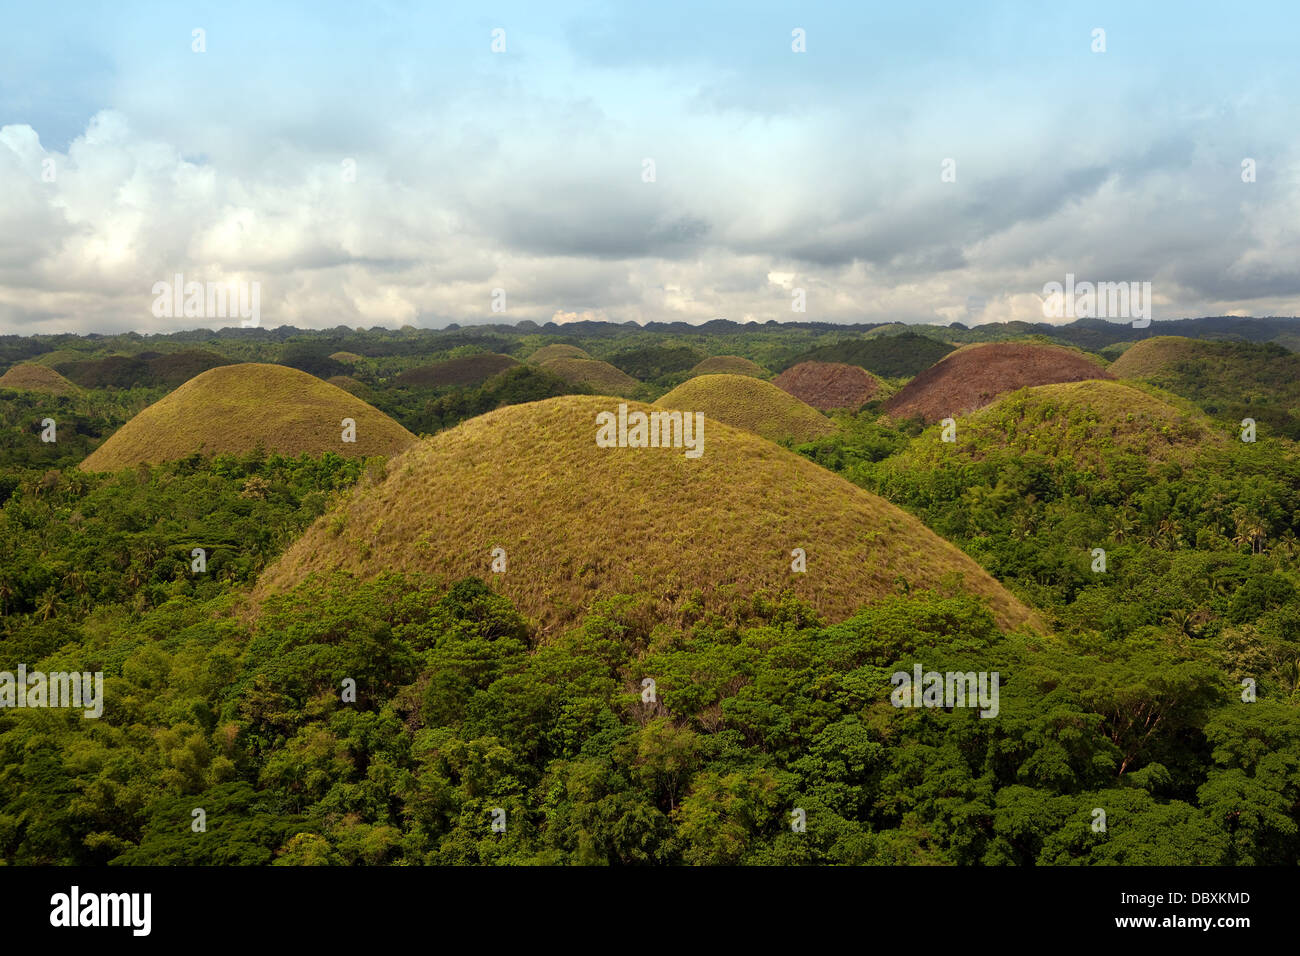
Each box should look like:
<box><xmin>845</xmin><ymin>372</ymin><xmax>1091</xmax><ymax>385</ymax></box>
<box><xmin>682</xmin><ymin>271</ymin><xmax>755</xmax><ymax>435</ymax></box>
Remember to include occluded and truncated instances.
<box><xmin>81</xmin><ymin>363</ymin><xmax>416</xmax><ymax>471</ymax></box>
<box><xmin>1109</xmin><ymin>336</ymin><xmax>1300</xmax><ymax>437</ymax></box>
<box><xmin>884</xmin><ymin>342</ymin><xmax>1112</xmax><ymax>423</ymax></box>
<box><xmin>891</xmin><ymin>380</ymin><xmax>1226</xmax><ymax>473</ymax></box>
<box><xmin>254</xmin><ymin>395</ymin><xmax>1039</xmax><ymax>634</ymax></box>
<box><xmin>773</xmin><ymin>361</ymin><xmax>886</xmax><ymax>410</ymax></box>
<box><xmin>0</xmin><ymin>363</ymin><xmax>81</xmax><ymax>396</ymax></box>
<box><xmin>528</xmin><ymin>344</ymin><xmax>592</xmax><ymax>363</ymax></box>
<box><xmin>657</xmin><ymin>374</ymin><xmax>836</xmax><ymax>444</ymax></box>
<box><xmin>539</xmin><ymin>357</ymin><xmax>639</xmax><ymax>394</ymax></box>
<box><xmin>394</xmin><ymin>353</ymin><xmax>519</xmax><ymax>387</ymax></box>
<box><xmin>689</xmin><ymin>355</ymin><xmax>768</xmax><ymax>378</ymax></box>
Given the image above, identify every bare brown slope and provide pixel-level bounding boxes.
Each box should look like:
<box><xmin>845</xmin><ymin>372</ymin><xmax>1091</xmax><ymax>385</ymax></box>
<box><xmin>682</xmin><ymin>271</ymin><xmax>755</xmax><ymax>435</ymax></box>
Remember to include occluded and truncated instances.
<box><xmin>81</xmin><ymin>364</ymin><xmax>416</xmax><ymax>471</ymax></box>
<box><xmin>773</xmin><ymin>361</ymin><xmax>885</xmax><ymax>411</ymax></box>
<box><xmin>254</xmin><ymin>395</ymin><xmax>1040</xmax><ymax>636</ymax></box>
<box><xmin>883</xmin><ymin>342</ymin><xmax>1112</xmax><ymax>423</ymax></box>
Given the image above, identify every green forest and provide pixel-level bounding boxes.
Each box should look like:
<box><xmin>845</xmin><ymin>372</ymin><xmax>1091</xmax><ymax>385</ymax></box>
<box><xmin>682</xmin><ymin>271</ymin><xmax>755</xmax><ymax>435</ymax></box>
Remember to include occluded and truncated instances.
<box><xmin>2</xmin><ymin>319</ymin><xmax>1298</xmax><ymax>865</ymax></box>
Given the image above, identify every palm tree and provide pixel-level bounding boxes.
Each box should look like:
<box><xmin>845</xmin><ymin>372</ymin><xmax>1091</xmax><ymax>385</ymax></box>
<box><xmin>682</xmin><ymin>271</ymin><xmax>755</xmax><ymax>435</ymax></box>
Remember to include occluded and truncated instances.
<box><xmin>36</xmin><ymin>589</ymin><xmax>58</xmax><ymax>622</ymax></box>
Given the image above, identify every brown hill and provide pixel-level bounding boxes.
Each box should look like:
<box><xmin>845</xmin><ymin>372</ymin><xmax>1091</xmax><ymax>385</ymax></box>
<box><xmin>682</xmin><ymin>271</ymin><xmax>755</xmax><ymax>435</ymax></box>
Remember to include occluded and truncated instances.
<box><xmin>0</xmin><ymin>363</ymin><xmax>81</xmax><ymax>396</ymax></box>
<box><xmin>883</xmin><ymin>342</ymin><xmax>1112</xmax><ymax>423</ymax></box>
<box><xmin>254</xmin><ymin>395</ymin><xmax>1040</xmax><ymax>635</ymax></box>
<box><xmin>394</xmin><ymin>354</ymin><xmax>519</xmax><ymax>388</ymax></box>
<box><xmin>773</xmin><ymin>361</ymin><xmax>886</xmax><ymax>411</ymax></box>
<box><xmin>81</xmin><ymin>364</ymin><xmax>416</xmax><ymax>471</ymax></box>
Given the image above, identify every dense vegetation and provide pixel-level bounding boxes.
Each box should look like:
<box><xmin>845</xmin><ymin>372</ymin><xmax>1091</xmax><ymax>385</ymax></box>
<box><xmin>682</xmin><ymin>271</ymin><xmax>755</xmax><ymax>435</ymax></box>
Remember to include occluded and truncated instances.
<box><xmin>2</xmin><ymin>321</ymin><xmax>1299</xmax><ymax>866</ymax></box>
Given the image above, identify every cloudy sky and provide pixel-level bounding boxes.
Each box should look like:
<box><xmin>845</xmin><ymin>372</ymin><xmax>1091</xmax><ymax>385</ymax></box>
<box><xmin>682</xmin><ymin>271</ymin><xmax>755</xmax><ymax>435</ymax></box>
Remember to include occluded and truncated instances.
<box><xmin>2</xmin><ymin>0</ymin><xmax>1298</xmax><ymax>334</ymax></box>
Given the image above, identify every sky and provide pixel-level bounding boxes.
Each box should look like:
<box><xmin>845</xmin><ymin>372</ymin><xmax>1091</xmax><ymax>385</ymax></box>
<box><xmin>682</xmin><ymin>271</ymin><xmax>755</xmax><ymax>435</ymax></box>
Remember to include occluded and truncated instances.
<box><xmin>1</xmin><ymin>0</ymin><xmax>1298</xmax><ymax>334</ymax></box>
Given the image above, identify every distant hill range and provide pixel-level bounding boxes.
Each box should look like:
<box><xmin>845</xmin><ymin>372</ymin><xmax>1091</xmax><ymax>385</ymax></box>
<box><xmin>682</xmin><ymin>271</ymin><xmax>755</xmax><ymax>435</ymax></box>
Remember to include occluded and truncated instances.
<box><xmin>4</xmin><ymin>315</ymin><xmax>1297</xmax><ymax>381</ymax></box>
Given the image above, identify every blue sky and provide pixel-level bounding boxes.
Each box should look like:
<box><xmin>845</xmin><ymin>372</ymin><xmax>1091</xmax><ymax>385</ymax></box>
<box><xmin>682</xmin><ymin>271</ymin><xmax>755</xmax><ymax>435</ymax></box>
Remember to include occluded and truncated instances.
<box><xmin>1</xmin><ymin>0</ymin><xmax>1298</xmax><ymax>332</ymax></box>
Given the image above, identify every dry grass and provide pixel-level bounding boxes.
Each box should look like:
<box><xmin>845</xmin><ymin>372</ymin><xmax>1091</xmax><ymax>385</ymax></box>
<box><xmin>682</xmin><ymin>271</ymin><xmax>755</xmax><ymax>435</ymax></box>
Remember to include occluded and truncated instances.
<box><xmin>884</xmin><ymin>342</ymin><xmax>1113</xmax><ymax>423</ymax></box>
<box><xmin>657</xmin><ymin>374</ymin><xmax>836</xmax><ymax>444</ymax></box>
<box><xmin>893</xmin><ymin>379</ymin><xmax>1225</xmax><ymax>473</ymax></box>
<box><xmin>253</xmin><ymin>395</ymin><xmax>1040</xmax><ymax>636</ymax></box>
<box><xmin>329</xmin><ymin>351</ymin><xmax>364</xmax><ymax>364</ymax></box>
<box><xmin>528</xmin><ymin>344</ymin><xmax>592</xmax><ymax>363</ymax></box>
<box><xmin>539</xmin><ymin>357</ymin><xmax>640</xmax><ymax>394</ymax></box>
<box><xmin>690</xmin><ymin>355</ymin><xmax>768</xmax><ymax>378</ymax></box>
<box><xmin>0</xmin><ymin>363</ymin><xmax>81</xmax><ymax>396</ymax></box>
<box><xmin>80</xmin><ymin>363</ymin><xmax>416</xmax><ymax>471</ymax></box>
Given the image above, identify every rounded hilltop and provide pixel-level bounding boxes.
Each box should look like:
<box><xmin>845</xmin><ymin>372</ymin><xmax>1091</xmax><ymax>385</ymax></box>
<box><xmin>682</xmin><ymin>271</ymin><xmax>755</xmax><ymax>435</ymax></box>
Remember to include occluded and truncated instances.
<box><xmin>883</xmin><ymin>342</ymin><xmax>1113</xmax><ymax>423</ymax></box>
<box><xmin>254</xmin><ymin>395</ymin><xmax>1040</xmax><ymax>636</ymax></box>
<box><xmin>80</xmin><ymin>363</ymin><xmax>416</xmax><ymax>471</ymax></box>
<box><xmin>0</xmin><ymin>363</ymin><xmax>81</xmax><ymax>396</ymax></box>
<box><xmin>889</xmin><ymin>379</ymin><xmax>1226</xmax><ymax>474</ymax></box>
<box><xmin>773</xmin><ymin>361</ymin><xmax>887</xmax><ymax>411</ymax></box>
<box><xmin>689</xmin><ymin>355</ymin><xmax>768</xmax><ymax>378</ymax></box>
<box><xmin>394</xmin><ymin>353</ymin><xmax>519</xmax><ymax>387</ymax></box>
<box><xmin>657</xmin><ymin>374</ymin><xmax>835</xmax><ymax>444</ymax></box>
<box><xmin>527</xmin><ymin>344</ymin><xmax>592</xmax><ymax>364</ymax></box>
<box><xmin>538</xmin><ymin>357</ymin><xmax>640</xmax><ymax>394</ymax></box>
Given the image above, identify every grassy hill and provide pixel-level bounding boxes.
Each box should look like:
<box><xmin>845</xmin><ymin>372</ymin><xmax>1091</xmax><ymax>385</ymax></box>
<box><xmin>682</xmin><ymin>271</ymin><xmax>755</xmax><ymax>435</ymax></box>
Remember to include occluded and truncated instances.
<box><xmin>657</xmin><ymin>374</ymin><xmax>836</xmax><ymax>444</ymax></box>
<box><xmin>528</xmin><ymin>344</ymin><xmax>592</xmax><ymax>363</ymax></box>
<box><xmin>785</xmin><ymin>332</ymin><xmax>956</xmax><ymax>378</ymax></box>
<box><xmin>254</xmin><ymin>395</ymin><xmax>1040</xmax><ymax>634</ymax></box>
<box><xmin>889</xmin><ymin>380</ymin><xmax>1227</xmax><ymax>474</ymax></box>
<box><xmin>80</xmin><ymin>363</ymin><xmax>416</xmax><ymax>471</ymax></box>
<box><xmin>689</xmin><ymin>355</ymin><xmax>768</xmax><ymax>378</ymax></box>
<box><xmin>326</xmin><ymin>375</ymin><xmax>374</xmax><ymax>399</ymax></box>
<box><xmin>773</xmin><ymin>361</ymin><xmax>887</xmax><ymax>411</ymax></box>
<box><xmin>329</xmin><ymin>350</ymin><xmax>364</xmax><ymax>364</ymax></box>
<box><xmin>0</xmin><ymin>363</ymin><xmax>82</xmax><ymax>396</ymax></box>
<box><xmin>539</xmin><ymin>357</ymin><xmax>640</xmax><ymax>394</ymax></box>
<box><xmin>1109</xmin><ymin>336</ymin><xmax>1300</xmax><ymax>438</ymax></box>
<box><xmin>394</xmin><ymin>353</ymin><xmax>519</xmax><ymax>387</ymax></box>
<box><xmin>884</xmin><ymin>342</ymin><xmax>1112</xmax><ymax>423</ymax></box>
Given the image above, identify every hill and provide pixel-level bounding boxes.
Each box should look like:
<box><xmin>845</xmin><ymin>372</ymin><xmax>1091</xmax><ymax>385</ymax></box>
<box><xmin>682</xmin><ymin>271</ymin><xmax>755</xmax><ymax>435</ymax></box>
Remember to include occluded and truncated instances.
<box><xmin>0</xmin><ymin>363</ymin><xmax>81</xmax><ymax>396</ymax></box>
<box><xmin>254</xmin><ymin>395</ymin><xmax>1040</xmax><ymax>634</ymax></box>
<box><xmin>329</xmin><ymin>351</ymin><xmax>364</xmax><ymax>364</ymax></box>
<box><xmin>80</xmin><ymin>364</ymin><xmax>416</xmax><ymax>471</ymax></box>
<box><xmin>689</xmin><ymin>355</ymin><xmax>768</xmax><ymax>378</ymax></box>
<box><xmin>773</xmin><ymin>361</ymin><xmax>886</xmax><ymax>411</ymax></box>
<box><xmin>890</xmin><ymin>380</ymin><xmax>1225</xmax><ymax>474</ymax></box>
<box><xmin>657</xmin><ymin>374</ymin><xmax>836</xmax><ymax>444</ymax></box>
<box><xmin>145</xmin><ymin>349</ymin><xmax>233</xmax><ymax>386</ymax></box>
<box><xmin>538</xmin><ymin>357</ymin><xmax>639</xmax><ymax>394</ymax></box>
<box><xmin>527</xmin><ymin>344</ymin><xmax>592</xmax><ymax>363</ymax></box>
<box><xmin>1108</xmin><ymin>336</ymin><xmax>1300</xmax><ymax>438</ymax></box>
<box><xmin>394</xmin><ymin>353</ymin><xmax>519</xmax><ymax>387</ymax></box>
<box><xmin>883</xmin><ymin>342</ymin><xmax>1112</xmax><ymax>423</ymax></box>
<box><xmin>326</xmin><ymin>375</ymin><xmax>374</xmax><ymax>399</ymax></box>
<box><xmin>785</xmin><ymin>332</ymin><xmax>956</xmax><ymax>378</ymax></box>
<box><xmin>608</xmin><ymin>344</ymin><xmax>705</xmax><ymax>380</ymax></box>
